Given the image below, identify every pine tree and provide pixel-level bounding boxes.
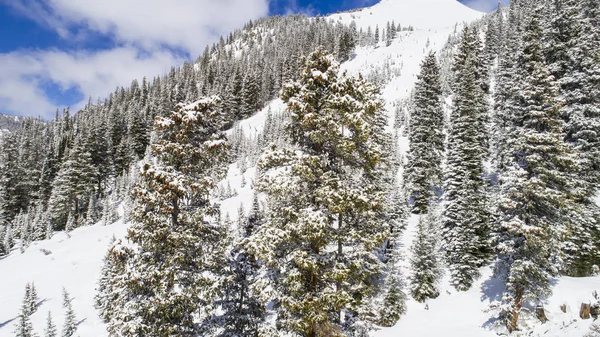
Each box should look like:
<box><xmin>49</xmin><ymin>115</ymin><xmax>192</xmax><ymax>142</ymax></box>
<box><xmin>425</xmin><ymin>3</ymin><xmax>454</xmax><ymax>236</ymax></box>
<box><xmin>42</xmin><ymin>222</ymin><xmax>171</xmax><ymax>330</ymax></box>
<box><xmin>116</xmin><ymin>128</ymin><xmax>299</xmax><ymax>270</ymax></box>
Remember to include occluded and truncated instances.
<box><xmin>27</xmin><ymin>283</ymin><xmax>39</xmax><ymax>315</ymax></box>
<box><xmin>242</xmin><ymin>72</ymin><xmax>260</xmax><ymax>118</ymax></box>
<box><xmin>47</xmin><ymin>140</ymin><xmax>97</xmax><ymax>230</ymax></box>
<box><xmin>213</xmin><ymin>196</ymin><xmax>265</xmax><ymax>336</ymax></box>
<box><xmin>541</xmin><ymin>0</ymin><xmax>600</xmax><ymax>274</ymax></box>
<box><xmin>491</xmin><ymin>0</ymin><xmax>523</xmax><ymax>175</ymax></box>
<box><xmin>95</xmin><ymin>237</ymin><xmax>128</xmax><ymax>329</ymax></box>
<box><xmin>103</xmin><ymin>97</ymin><xmax>230</xmax><ymax>336</ymax></box>
<box><xmin>404</xmin><ymin>52</ymin><xmax>444</xmax><ymax>213</ymax></box>
<box><xmin>61</xmin><ymin>288</ymin><xmax>76</xmax><ymax>337</ymax></box>
<box><xmin>409</xmin><ymin>211</ymin><xmax>441</xmax><ymax>303</ymax></box>
<box><xmin>442</xmin><ymin>25</ymin><xmax>491</xmax><ymax>291</ymax></box>
<box><xmin>378</xmin><ymin>184</ymin><xmax>408</xmax><ymax>328</ymax></box>
<box><xmin>44</xmin><ymin>312</ymin><xmax>57</xmax><ymax>337</ymax></box>
<box><xmin>0</xmin><ymin>134</ymin><xmax>27</xmax><ymax>224</ymax></box>
<box><xmin>496</xmin><ymin>8</ymin><xmax>583</xmax><ymax>331</ymax></box>
<box><xmin>570</xmin><ymin>0</ymin><xmax>600</xmax><ymax>194</ymax></box>
<box><xmin>250</xmin><ymin>47</ymin><xmax>392</xmax><ymax>336</ymax></box>
<box><xmin>14</xmin><ymin>285</ymin><xmax>36</xmax><ymax>337</ymax></box>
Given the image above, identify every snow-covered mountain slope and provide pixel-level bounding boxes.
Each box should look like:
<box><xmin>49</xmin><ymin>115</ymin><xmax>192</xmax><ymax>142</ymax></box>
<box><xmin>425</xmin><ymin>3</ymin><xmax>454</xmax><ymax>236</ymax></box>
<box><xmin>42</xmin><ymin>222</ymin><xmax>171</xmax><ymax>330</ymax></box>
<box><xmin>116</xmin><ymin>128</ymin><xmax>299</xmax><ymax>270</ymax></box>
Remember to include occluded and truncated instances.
<box><xmin>1</xmin><ymin>1</ymin><xmax>599</xmax><ymax>337</ymax></box>
<box><xmin>0</xmin><ymin>221</ymin><xmax>129</xmax><ymax>337</ymax></box>
<box><xmin>329</xmin><ymin>0</ymin><xmax>482</xmax><ymax>30</ymax></box>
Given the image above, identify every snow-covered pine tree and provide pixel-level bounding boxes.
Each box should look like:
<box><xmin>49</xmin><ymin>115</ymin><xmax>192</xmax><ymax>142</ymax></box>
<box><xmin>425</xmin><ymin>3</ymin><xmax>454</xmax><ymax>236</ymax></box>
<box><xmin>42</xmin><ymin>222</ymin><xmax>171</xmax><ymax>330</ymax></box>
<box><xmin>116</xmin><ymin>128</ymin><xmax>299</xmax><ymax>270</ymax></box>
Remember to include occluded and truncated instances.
<box><xmin>103</xmin><ymin>97</ymin><xmax>230</xmax><ymax>336</ymax></box>
<box><xmin>404</xmin><ymin>52</ymin><xmax>444</xmax><ymax>213</ymax></box>
<box><xmin>242</xmin><ymin>72</ymin><xmax>261</xmax><ymax>118</ymax></box>
<box><xmin>570</xmin><ymin>0</ymin><xmax>600</xmax><ymax>193</ymax></box>
<box><xmin>0</xmin><ymin>133</ymin><xmax>27</xmax><ymax>225</ymax></box>
<box><xmin>442</xmin><ymin>25</ymin><xmax>491</xmax><ymax>291</ymax></box>
<box><xmin>0</xmin><ymin>224</ymin><xmax>6</xmax><ymax>256</ymax></box>
<box><xmin>61</xmin><ymin>288</ymin><xmax>76</xmax><ymax>337</ymax></box>
<box><xmin>3</xmin><ymin>223</ymin><xmax>14</xmax><ymax>254</ymax></box>
<box><xmin>495</xmin><ymin>6</ymin><xmax>582</xmax><ymax>331</ymax></box>
<box><xmin>95</xmin><ymin>236</ymin><xmax>128</xmax><ymax>327</ymax></box>
<box><xmin>27</xmin><ymin>282</ymin><xmax>39</xmax><ymax>315</ymax></box>
<box><xmin>483</xmin><ymin>2</ymin><xmax>503</xmax><ymax>62</ymax></box>
<box><xmin>14</xmin><ymin>284</ymin><xmax>36</xmax><ymax>337</ymax></box>
<box><xmin>491</xmin><ymin>0</ymin><xmax>523</xmax><ymax>175</ymax></box>
<box><xmin>539</xmin><ymin>0</ymin><xmax>600</xmax><ymax>275</ymax></box>
<box><xmin>378</xmin><ymin>182</ymin><xmax>408</xmax><ymax>328</ymax></box>
<box><xmin>47</xmin><ymin>140</ymin><xmax>97</xmax><ymax>231</ymax></box>
<box><xmin>213</xmin><ymin>195</ymin><xmax>265</xmax><ymax>336</ymax></box>
<box><xmin>409</xmin><ymin>210</ymin><xmax>442</xmax><ymax>303</ymax></box>
<box><xmin>249</xmin><ymin>47</ymin><xmax>392</xmax><ymax>336</ymax></box>
<box><xmin>44</xmin><ymin>312</ymin><xmax>57</xmax><ymax>337</ymax></box>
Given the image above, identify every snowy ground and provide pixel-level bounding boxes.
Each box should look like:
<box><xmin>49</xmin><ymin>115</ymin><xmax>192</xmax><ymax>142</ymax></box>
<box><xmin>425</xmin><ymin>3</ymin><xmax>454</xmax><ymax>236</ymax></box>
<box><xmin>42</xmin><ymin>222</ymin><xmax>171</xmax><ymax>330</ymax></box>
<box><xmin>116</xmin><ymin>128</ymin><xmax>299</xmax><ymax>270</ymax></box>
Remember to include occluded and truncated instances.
<box><xmin>373</xmin><ymin>215</ymin><xmax>600</xmax><ymax>337</ymax></box>
<box><xmin>0</xmin><ymin>221</ymin><xmax>129</xmax><ymax>337</ymax></box>
<box><xmin>1</xmin><ymin>1</ymin><xmax>599</xmax><ymax>336</ymax></box>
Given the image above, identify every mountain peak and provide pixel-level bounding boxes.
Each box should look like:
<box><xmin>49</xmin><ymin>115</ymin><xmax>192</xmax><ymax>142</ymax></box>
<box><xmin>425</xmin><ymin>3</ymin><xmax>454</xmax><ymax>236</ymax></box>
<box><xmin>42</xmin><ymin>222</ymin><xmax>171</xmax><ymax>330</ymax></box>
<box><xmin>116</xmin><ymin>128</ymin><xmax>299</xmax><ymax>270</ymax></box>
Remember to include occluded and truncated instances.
<box><xmin>329</xmin><ymin>0</ymin><xmax>483</xmax><ymax>30</ymax></box>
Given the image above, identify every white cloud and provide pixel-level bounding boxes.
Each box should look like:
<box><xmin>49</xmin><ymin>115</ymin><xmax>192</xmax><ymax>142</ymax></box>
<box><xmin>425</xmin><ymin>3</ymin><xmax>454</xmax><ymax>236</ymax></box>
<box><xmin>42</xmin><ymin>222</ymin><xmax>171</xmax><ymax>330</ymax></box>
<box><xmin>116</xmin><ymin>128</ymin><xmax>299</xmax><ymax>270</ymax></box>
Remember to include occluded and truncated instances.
<box><xmin>0</xmin><ymin>48</ymin><xmax>185</xmax><ymax>119</ymax></box>
<box><xmin>0</xmin><ymin>0</ymin><xmax>270</xmax><ymax>118</ymax></box>
<box><xmin>4</xmin><ymin>0</ymin><xmax>270</xmax><ymax>55</ymax></box>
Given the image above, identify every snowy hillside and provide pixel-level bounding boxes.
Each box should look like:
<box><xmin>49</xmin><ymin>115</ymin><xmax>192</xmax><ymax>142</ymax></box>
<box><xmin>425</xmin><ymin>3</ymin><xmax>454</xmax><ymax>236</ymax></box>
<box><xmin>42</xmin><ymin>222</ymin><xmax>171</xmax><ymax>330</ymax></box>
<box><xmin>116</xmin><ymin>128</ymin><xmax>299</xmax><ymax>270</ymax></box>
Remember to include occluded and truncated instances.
<box><xmin>329</xmin><ymin>0</ymin><xmax>482</xmax><ymax>30</ymax></box>
<box><xmin>0</xmin><ymin>221</ymin><xmax>129</xmax><ymax>336</ymax></box>
<box><xmin>372</xmin><ymin>215</ymin><xmax>600</xmax><ymax>337</ymax></box>
<box><xmin>1</xmin><ymin>1</ymin><xmax>600</xmax><ymax>337</ymax></box>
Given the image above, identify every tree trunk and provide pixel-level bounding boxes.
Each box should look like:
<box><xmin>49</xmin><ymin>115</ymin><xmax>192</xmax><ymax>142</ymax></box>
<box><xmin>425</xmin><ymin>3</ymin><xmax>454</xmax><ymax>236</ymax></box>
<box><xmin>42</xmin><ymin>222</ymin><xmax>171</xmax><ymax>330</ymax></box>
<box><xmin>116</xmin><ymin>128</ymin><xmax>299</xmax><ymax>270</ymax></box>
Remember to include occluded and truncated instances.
<box><xmin>508</xmin><ymin>285</ymin><xmax>524</xmax><ymax>333</ymax></box>
<box><xmin>172</xmin><ymin>196</ymin><xmax>179</xmax><ymax>228</ymax></box>
<box><xmin>535</xmin><ymin>305</ymin><xmax>548</xmax><ymax>323</ymax></box>
<box><xmin>580</xmin><ymin>303</ymin><xmax>591</xmax><ymax>319</ymax></box>
<box><xmin>335</xmin><ymin>213</ymin><xmax>343</xmax><ymax>325</ymax></box>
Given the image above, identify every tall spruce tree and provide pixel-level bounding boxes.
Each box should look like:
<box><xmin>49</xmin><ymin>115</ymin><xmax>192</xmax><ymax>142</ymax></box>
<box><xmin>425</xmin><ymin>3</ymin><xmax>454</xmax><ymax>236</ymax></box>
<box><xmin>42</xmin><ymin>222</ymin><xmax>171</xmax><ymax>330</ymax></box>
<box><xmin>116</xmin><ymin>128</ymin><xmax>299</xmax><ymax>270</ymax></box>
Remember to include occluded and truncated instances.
<box><xmin>491</xmin><ymin>0</ymin><xmax>523</xmax><ymax>175</ymax></box>
<box><xmin>404</xmin><ymin>52</ymin><xmax>444</xmax><ymax>213</ymax></box>
<box><xmin>377</xmin><ymin>183</ymin><xmax>408</xmax><ymax>328</ymax></box>
<box><xmin>409</xmin><ymin>210</ymin><xmax>442</xmax><ymax>303</ymax></box>
<box><xmin>249</xmin><ymin>47</ymin><xmax>392</xmax><ymax>336</ymax></box>
<box><xmin>541</xmin><ymin>0</ymin><xmax>600</xmax><ymax>274</ymax></box>
<box><xmin>496</xmin><ymin>8</ymin><xmax>582</xmax><ymax>332</ymax></box>
<box><xmin>442</xmin><ymin>26</ymin><xmax>491</xmax><ymax>291</ymax></box>
<box><xmin>102</xmin><ymin>97</ymin><xmax>230</xmax><ymax>337</ymax></box>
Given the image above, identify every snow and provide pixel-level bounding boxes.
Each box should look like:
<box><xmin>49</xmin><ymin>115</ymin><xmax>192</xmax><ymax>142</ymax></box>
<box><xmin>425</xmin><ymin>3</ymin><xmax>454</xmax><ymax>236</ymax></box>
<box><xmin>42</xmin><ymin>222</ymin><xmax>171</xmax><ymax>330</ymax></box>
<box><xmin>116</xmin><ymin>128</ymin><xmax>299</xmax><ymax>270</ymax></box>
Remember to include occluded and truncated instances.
<box><xmin>329</xmin><ymin>0</ymin><xmax>482</xmax><ymax>31</ymax></box>
<box><xmin>227</xmin><ymin>99</ymin><xmax>287</xmax><ymax>139</ymax></box>
<box><xmin>0</xmin><ymin>1</ymin><xmax>598</xmax><ymax>336</ymax></box>
<box><xmin>0</xmin><ymin>221</ymin><xmax>129</xmax><ymax>337</ymax></box>
<box><xmin>373</xmin><ymin>216</ymin><xmax>600</xmax><ymax>337</ymax></box>
<box><xmin>219</xmin><ymin>164</ymin><xmax>258</xmax><ymax>223</ymax></box>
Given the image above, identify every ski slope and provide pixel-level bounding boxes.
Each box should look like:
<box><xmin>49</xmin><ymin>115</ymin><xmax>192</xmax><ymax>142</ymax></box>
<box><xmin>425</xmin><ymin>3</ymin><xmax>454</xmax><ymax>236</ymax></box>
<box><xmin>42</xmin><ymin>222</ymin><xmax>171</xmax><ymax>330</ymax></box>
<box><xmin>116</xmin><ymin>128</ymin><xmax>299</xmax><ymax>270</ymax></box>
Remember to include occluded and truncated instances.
<box><xmin>1</xmin><ymin>1</ymin><xmax>599</xmax><ymax>336</ymax></box>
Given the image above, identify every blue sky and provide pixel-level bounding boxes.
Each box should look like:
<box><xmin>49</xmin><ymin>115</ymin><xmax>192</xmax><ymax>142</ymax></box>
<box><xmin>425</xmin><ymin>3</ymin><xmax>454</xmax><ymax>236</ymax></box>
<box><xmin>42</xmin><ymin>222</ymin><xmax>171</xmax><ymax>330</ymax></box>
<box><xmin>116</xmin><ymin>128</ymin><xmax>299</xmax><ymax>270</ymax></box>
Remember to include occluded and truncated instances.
<box><xmin>0</xmin><ymin>0</ymin><xmax>507</xmax><ymax>119</ymax></box>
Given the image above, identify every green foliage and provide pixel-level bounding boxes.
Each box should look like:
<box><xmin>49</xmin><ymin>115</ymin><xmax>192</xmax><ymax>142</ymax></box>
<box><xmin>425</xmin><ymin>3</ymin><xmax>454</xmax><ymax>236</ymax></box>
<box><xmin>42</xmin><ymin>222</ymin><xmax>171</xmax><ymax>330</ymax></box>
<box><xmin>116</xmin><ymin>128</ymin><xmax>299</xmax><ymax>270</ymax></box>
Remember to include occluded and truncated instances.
<box><xmin>405</xmin><ymin>52</ymin><xmax>444</xmax><ymax>213</ymax></box>
<box><xmin>249</xmin><ymin>47</ymin><xmax>393</xmax><ymax>336</ymax></box>
<box><xmin>443</xmin><ymin>26</ymin><xmax>491</xmax><ymax>291</ymax></box>
<box><xmin>99</xmin><ymin>98</ymin><xmax>230</xmax><ymax>337</ymax></box>
<box><xmin>410</xmin><ymin>212</ymin><xmax>441</xmax><ymax>303</ymax></box>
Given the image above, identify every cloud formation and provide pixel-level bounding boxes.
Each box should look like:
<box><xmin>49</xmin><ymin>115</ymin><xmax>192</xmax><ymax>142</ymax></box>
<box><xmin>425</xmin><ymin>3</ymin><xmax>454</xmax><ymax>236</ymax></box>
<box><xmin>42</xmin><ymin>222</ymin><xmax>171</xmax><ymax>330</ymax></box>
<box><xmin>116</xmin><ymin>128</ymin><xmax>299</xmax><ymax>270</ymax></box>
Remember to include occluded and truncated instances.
<box><xmin>0</xmin><ymin>0</ymin><xmax>270</xmax><ymax>118</ymax></box>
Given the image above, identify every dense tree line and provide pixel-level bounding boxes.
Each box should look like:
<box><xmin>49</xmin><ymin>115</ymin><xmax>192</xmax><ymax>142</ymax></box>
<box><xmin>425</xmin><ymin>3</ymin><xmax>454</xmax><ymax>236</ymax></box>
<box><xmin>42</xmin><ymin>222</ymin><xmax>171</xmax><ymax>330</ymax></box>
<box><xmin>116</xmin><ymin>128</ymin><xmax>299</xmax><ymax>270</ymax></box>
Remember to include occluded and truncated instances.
<box><xmin>403</xmin><ymin>0</ymin><xmax>600</xmax><ymax>332</ymax></box>
<box><xmin>94</xmin><ymin>48</ymin><xmax>405</xmax><ymax>337</ymax></box>
<box><xmin>0</xmin><ymin>15</ymin><xmax>357</xmax><ymax>257</ymax></box>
